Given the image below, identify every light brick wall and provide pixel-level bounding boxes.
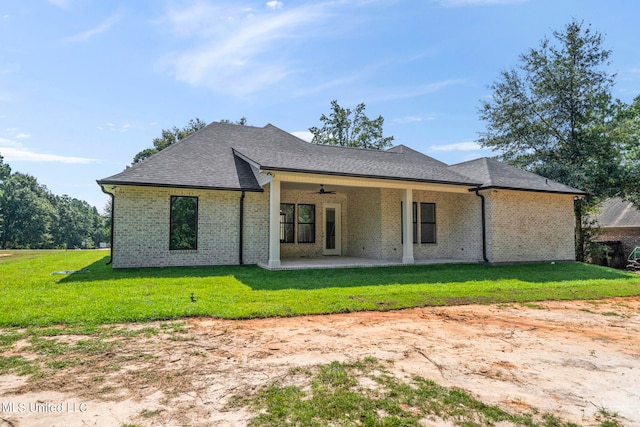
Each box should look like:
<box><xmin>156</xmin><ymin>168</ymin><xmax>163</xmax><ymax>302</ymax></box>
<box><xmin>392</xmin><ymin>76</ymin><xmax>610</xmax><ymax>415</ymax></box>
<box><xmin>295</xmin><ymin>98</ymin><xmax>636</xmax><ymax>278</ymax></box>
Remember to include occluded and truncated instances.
<box><xmin>595</xmin><ymin>227</ymin><xmax>640</xmax><ymax>259</ymax></box>
<box><xmin>485</xmin><ymin>190</ymin><xmax>576</xmax><ymax>263</ymax></box>
<box><xmin>378</xmin><ymin>189</ymin><xmax>483</xmax><ymax>262</ymax></box>
<box><xmin>279</xmin><ymin>189</ymin><xmax>348</xmax><ymax>258</ymax></box>
<box><xmin>345</xmin><ymin>188</ymin><xmax>383</xmax><ymax>259</ymax></box>
<box><xmin>112</xmin><ymin>186</ymin><xmax>268</xmax><ymax>268</ymax></box>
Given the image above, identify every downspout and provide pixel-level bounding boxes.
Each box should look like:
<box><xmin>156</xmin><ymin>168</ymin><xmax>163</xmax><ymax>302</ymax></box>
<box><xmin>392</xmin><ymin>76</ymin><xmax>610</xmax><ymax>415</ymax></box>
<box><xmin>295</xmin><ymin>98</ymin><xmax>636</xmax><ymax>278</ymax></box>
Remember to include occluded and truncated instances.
<box><xmin>474</xmin><ymin>187</ymin><xmax>489</xmax><ymax>263</ymax></box>
<box><xmin>239</xmin><ymin>191</ymin><xmax>245</xmax><ymax>265</ymax></box>
<box><xmin>99</xmin><ymin>185</ymin><xmax>115</xmax><ymax>265</ymax></box>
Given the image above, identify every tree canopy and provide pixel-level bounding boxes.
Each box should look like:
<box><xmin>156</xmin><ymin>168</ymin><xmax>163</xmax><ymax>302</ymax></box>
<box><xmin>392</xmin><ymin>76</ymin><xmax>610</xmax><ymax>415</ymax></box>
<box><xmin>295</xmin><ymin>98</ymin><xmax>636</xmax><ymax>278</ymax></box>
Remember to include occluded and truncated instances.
<box><xmin>309</xmin><ymin>100</ymin><xmax>394</xmax><ymax>150</ymax></box>
<box><xmin>0</xmin><ymin>154</ymin><xmax>10</xmax><ymax>183</ymax></box>
<box><xmin>132</xmin><ymin>117</ymin><xmax>250</xmax><ymax>164</ymax></box>
<box><xmin>478</xmin><ymin>20</ymin><xmax>625</xmax><ymax>261</ymax></box>
<box><xmin>132</xmin><ymin>118</ymin><xmax>208</xmax><ymax>164</ymax></box>
<box><xmin>612</xmin><ymin>95</ymin><xmax>640</xmax><ymax>206</ymax></box>
<box><xmin>0</xmin><ymin>155</ymin><xmax>106</xmax><ymax>249</ymax></box>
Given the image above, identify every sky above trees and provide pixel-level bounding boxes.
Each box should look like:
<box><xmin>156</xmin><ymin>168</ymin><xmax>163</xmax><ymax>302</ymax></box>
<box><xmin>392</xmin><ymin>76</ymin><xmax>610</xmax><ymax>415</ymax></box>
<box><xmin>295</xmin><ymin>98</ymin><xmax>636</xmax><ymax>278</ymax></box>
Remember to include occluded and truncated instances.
<box><xmin>0</xmin><ymin>0</ymin><xmax>639</xmax><ymax>210</ymax></box>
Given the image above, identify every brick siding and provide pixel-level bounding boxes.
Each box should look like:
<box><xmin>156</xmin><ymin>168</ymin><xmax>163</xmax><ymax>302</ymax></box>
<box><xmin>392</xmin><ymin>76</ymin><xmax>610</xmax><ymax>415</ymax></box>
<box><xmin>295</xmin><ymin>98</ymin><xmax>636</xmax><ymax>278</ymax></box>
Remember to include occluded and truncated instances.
<box><xmin>111</xmin><ymin>184</ymin><xmax>577</xmax><ymax>268</ymax></box>
<box><xmin>112</xmin><ymin>186</ymin><xmax>268</xmax><ymax>268</ymax></box>
<box><xmin>485</xmin><ymin>190</ymin><xmax>576</xmax><ymax>262</ymax></box>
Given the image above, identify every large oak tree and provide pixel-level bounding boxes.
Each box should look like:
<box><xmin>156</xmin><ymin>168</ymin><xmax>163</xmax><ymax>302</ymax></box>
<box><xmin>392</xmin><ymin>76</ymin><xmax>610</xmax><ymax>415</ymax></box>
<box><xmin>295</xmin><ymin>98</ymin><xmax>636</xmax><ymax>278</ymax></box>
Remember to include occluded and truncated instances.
<box><xmin>478</xmin><ymin>20</ymin><xmax>624</xmax><ymax>261</ymax></box>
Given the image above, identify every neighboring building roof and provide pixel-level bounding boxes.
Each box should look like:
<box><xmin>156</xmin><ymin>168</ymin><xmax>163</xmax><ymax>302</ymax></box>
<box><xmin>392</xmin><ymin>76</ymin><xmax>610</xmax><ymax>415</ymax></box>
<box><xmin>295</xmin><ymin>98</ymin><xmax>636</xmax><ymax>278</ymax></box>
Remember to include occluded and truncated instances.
<box><xmin>98</xmin><ymin>122</ymin><xmax>584</xmax><ymax>195</ymax></box>
<box><xmin>448</xmin><ymin>157</ymin><xmax>585</xmax><ymax>195</ymax></box>
<box><xmin>594</xmin><ymin>197</ymin><xmax>640</xmax><ymax>228</ymax></box>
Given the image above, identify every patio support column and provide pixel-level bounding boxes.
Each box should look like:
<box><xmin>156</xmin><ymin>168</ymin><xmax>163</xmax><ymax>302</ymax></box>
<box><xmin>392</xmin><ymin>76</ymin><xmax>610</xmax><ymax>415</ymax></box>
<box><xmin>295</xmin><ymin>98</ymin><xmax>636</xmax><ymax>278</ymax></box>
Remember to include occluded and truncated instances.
<box><xmin>268</xmin><ymin>178</ymin><xmax>281</xmax><ymax>268</ymax></box>
<box><xmin>402</xmin><ymin>188</ymin><xmax>415</xmax><ymax>264</ymax></box>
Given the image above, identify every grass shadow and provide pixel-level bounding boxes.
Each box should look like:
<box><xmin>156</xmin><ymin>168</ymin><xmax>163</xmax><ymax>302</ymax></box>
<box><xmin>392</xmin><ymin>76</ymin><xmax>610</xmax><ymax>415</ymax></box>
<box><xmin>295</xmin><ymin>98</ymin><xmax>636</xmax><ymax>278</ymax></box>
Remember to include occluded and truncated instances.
<box><xmin>58</xmin><ymin>257</ymin><xmax>637</xmax><ymax>291</ymax></box>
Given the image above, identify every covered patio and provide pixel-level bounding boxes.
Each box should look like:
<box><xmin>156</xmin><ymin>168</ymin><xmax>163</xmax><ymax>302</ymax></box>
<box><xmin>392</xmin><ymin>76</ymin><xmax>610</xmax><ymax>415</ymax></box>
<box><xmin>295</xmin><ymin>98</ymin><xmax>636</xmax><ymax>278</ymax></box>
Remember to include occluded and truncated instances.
<box><xmin>265</xmin><ymin>171</ymin><xmax>483</xmax><ymax>269</ymax></box>
<box><xmin>258</xmin><ymin>256</ymin><xmax>476</xmax><ymax>270</ymax></box>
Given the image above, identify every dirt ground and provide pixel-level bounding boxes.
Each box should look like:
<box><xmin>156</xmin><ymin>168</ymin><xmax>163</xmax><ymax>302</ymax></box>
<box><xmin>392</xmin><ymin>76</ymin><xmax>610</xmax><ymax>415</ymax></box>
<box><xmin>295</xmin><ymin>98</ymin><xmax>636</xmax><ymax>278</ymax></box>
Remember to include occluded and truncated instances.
<box><xmin>1</xmin><ymin>297</ymin><xmax>639</xmax><ymax>427</ymax></box>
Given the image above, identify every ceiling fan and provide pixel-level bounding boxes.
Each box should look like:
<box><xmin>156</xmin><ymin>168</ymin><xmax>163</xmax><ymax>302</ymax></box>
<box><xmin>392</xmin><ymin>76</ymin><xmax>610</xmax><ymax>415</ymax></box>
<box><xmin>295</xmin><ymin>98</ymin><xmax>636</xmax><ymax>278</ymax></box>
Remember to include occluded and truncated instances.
<box><xmin>312</xmin><ymin>184</ymin><xmax>336</xmax><ymax>195</ymax></box>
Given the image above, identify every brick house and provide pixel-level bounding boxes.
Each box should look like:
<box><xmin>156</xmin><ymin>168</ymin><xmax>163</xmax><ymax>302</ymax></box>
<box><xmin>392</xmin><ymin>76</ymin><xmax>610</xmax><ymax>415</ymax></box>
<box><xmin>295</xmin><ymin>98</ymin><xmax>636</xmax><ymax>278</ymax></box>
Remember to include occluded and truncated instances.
<box><xmin>593</xmin><ymin>198</ymin><xmax>640</xmax><ymax>261</ymax></box>
<box><xmin>97</xmin><ymin>122</ymin><xmax>584</xmax><ymax>269</ymax></box>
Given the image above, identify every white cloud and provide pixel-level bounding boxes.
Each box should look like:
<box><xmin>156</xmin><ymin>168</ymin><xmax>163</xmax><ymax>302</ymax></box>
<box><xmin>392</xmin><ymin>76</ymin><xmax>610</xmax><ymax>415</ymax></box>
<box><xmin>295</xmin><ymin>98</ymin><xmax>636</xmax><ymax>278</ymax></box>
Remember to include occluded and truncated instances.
<box><xmin>438</xmin><ymin>0</ymin><xmax>526</xmax><ymax>6</ymax></box>
<box><xmin>97</xmin><ymin>122</ymin><xmax>130</xmax><ymax>132</ymax></box>
<box><xmin>266</xmin><ymin>1</ymin><xmax>284</xmax><ymax>9</ymax></box>
<box><xmin>429</xmin><ymin>141</ymin><xmax>482</xmax><ymax>151</ymax></box>
<box><xmin>291</xmin><ymin>131</ymin><xmax>313</xmax><ymax>142</ymax></box>
<box><xmin>159</xmin><ymin>2</ymin><xmax>335</xmax><ymax>95</ymax></box>
<box><xmin>63</xmin><ymin>14</ymin><xmax>120</xmax><ymax>42</ymax></box>
<box><xmin>393</xmin><ymin>115</ymin><xmax>436</xmax><ymax>124</ymax></box>
<box><xmin>0</xmin><ymin>138</ymin><xmax>98</xmax><ymax>164</ymax></box>
<box><xmin>368</xmin><ymin>79</ymin><xmax>467</xmax><ymax>103</ymax></box>
<box><xmin>47</xmin><ymin>0</ymin><xmax>70</xmax><ymax>8</ymax></box>
<box><xmin>0</xmin><ymin>137</ymin><xmax>22</xmax><ymax>148</ymax></box>
<box><xmin>16</xmin><ymin>133</ymin><xmax>31</xmax><ymax>139</ymax></box>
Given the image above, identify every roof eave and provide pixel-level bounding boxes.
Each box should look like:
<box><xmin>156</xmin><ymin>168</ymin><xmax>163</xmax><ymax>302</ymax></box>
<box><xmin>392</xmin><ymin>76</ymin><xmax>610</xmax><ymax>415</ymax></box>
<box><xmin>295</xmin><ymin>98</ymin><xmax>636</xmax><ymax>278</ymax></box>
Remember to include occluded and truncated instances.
<box><xmin>96</xmin><ymin>180</ymin><xmax>263</xmax><ymax>192</ymax></box>
<box><xmin>471</xmin><ymin>185</ymin><xmax>585</xmax><ymax>196</ymax></box>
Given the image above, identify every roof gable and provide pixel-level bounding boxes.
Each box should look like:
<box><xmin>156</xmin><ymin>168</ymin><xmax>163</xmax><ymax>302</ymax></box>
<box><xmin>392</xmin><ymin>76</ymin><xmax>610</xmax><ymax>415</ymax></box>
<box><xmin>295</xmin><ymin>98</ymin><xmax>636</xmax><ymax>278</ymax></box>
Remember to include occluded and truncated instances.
<box><xmin>448</xmin><ymin>157</ymin><xmax>584</xmax><ymax>195</ymax></box>
<box><xmin>594</xmin><ymin>198</ymin><xmax>640</xmax><ymax>228</ymax></box>
<box><xmin>99</xmin><ymin>122</ymin><xmax>481</xmax><ymax>190</ymax></box>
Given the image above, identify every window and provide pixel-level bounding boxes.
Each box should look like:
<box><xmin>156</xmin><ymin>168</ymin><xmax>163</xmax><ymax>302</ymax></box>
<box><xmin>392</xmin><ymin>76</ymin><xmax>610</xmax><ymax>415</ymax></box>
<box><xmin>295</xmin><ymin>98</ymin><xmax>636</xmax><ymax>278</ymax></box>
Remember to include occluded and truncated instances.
<box><xmin>280</xmin><ymin>203</ymin><xmax>294</xmax><ymax>243</ymax></box>
<box><xmin>297</xmin><ymin>204</ymin><xmax>315</xmax><ymax>243</ymax></box>
<box><xmin>400</xmin><ymin>202</ymin><xmax>418</xmax><ymax>244</ymax></box>
<box><xmin>170</xmin><ymin>196</ymin><xmax>198</xmax><ymax>250</ymax></box>
<box><xmin>420</xmin><ymin>203</ymin><xmax>436</xmax><ymax>244</ymax></box>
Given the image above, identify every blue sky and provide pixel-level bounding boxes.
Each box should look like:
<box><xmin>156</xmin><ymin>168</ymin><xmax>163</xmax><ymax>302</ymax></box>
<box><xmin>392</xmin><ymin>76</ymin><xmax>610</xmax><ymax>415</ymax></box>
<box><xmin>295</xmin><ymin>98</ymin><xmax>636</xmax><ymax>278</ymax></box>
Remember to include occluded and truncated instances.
<box><xmin>1</xmin><ymin>0</ymin><xmax>639</xmax><ymax>211</ymax></box>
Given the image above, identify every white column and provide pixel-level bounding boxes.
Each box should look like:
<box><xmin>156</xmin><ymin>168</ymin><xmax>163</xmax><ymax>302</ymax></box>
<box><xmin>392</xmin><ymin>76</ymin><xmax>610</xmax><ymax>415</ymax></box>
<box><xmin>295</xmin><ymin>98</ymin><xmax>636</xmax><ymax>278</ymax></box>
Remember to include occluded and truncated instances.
<box><xmin>402</xmin><ymin>188</ymin><xmax>415</xmax><ymax>264</ymax></box>
<box><xmin>268</xmin><ymin>178</ymin><xmax>281</xmax><ymax>268</ymax></box>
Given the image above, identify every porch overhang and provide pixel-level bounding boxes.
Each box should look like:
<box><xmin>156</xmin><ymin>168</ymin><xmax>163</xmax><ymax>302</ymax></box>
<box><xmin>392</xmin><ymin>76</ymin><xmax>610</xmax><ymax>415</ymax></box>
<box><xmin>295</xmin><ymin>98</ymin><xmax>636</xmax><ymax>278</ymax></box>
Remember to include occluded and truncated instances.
<box><xmin>261</xmin><ymin>170</ymin><xmax>478</xmax><ymax>193</ymax></box>
<box><xmin>262</xmin><ymin>170</ymin><xmax>479</xmax><ymax>270</ymax></box>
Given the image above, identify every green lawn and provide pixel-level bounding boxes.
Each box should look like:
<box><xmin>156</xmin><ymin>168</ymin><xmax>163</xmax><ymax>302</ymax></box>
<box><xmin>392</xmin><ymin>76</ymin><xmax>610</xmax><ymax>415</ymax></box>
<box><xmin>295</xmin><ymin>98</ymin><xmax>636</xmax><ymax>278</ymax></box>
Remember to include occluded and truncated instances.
<box><xmin>1</xmin><ymin>250</ymin><xmax>639</xmax><ymax>327</ymax></box>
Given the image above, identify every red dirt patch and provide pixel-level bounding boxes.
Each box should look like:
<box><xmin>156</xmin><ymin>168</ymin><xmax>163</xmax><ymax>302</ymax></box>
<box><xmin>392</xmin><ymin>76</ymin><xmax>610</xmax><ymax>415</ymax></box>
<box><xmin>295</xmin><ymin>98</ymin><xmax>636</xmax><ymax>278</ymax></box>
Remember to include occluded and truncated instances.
<box><xmin>1</xmin><ymin>297</ymin><xmax>639</xmax><ymax>426</ymax></box>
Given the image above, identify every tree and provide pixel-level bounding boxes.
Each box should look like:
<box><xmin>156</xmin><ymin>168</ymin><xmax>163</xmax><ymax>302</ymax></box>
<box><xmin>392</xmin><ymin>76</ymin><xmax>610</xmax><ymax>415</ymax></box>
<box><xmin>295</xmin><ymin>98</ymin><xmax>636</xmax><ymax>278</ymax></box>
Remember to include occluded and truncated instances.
<box><xmin>0</xmin><ymin>173</ymin><xmax>56</xmax><ymax>249</ymax></box>
<box><xmin>49</xmin><ymin>195</ymin><xmax>104</xmax><ymax>249</ymax></box>
<box><xmin>478</xmin><ymin>20</ymin><xmax>623</xmax><ymax>261</ymax></box>
<box><xmin>132</xmin><ymin>118</ymin><xmax>208</xmax><ymax>164</ymax></box>
<box><xmin>611</xmin><ymin>95</ymin><xmax>640</xmax><ymax>205</ymax></box>
<box><xmin>220</xmin><ymin>117</ymin><xmax>248</xmax><ymax>126</ymax></box>
<box><xmin>0</xmin><ymin>154</ymin><xmax>10</xmax><ymax>183</ymax></box>
<box><xmin>309</xmin><ymin>100</ymin><xmax>394</xmax><ymax>150</ymax></box>
<box><xmin>0</xmin><ymin>154</ymin><xmax>11</xmax><ymax>242</ymax></box>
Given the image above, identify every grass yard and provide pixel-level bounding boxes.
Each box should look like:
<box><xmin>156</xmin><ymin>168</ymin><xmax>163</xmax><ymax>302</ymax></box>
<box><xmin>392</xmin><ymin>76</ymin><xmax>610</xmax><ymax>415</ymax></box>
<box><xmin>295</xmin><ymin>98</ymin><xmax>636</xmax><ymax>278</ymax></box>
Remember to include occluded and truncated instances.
<box><xmin>1</xmin><ymin>249</ymin><xmax>639</xmax><ymax>327</ymax></box>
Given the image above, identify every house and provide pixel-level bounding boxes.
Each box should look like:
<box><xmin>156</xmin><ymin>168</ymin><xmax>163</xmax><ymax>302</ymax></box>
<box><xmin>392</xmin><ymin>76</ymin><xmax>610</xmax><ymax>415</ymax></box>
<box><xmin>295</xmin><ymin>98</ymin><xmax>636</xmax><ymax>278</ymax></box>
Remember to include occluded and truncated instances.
<box><xmin>593</xmin><ymin>197</ymin><xmax>640</xmax><ymax>266</ymax></box>
<box><xmin>97</xmin><ymin>122</ymin><xmax>584</xmax><ymax>269</ymax></box>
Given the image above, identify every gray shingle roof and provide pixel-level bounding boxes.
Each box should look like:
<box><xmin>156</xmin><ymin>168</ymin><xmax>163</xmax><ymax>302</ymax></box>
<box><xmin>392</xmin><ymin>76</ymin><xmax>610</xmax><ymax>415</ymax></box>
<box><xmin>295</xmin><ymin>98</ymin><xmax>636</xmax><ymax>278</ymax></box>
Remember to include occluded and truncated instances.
<box><xmin>448</xmin><ymin>157</ymin><xmax>585</xmax><ymax>195</ymax></box>
<box><xmin>98</xmin><ymin>122</ymin><xmax>584</xmax><ymax>195</ymax></box>
<box><xmin>98</xmin><ymin>122</ymin><xmax>479</xmax><ymax>190</ymax></box>
<box><xmin>594</xmin><ymin>198</ymin><xmax>640</xmax><ymax>228</ymax></box>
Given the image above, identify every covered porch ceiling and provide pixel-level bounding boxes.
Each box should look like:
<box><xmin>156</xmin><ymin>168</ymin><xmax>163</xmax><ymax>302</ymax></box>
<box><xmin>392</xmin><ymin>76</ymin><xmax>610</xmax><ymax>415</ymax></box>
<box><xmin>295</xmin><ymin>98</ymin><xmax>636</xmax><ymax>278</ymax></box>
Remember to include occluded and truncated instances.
<box><xmin>271</xmin><ymin>170</ymin><xmax>475</xmax><ymax>194</ymax></box>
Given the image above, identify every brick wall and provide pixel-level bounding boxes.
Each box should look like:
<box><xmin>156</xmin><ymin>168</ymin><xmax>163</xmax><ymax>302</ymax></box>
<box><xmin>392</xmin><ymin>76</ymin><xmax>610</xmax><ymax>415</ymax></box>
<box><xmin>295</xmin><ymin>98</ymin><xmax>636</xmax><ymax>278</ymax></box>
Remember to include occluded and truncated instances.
<box><xmin>485</xmin><ymin>190</ymin><xmax>576</xmax><ymax>263</ymax></box>
<box><xmin>378</xmin><ymin>189</ymin><xmax>483</xmax><ymax>262</ymax></box>
<box><xmin>279</xmin><ymin>188</ymin><xmax>348</xmax><ymax>258</ymax></box>
<box><xmin>345</xmin><ymin>188</ymin><xmax>383</xmax><ymax>259</ymax></box>
<box><xmin>111</xmin><ymin>184</ymin><xmax>576</xmax><ymax>268</ymax></box>
<box><xmin>595</xmin><ymin>227</ymin><xmax>640</xmax><ymax>259</ymax></box>
<box><xmin>112</xmin><ymin>186</ymin><xmax>268</xmax><ymax>268</ymax></box>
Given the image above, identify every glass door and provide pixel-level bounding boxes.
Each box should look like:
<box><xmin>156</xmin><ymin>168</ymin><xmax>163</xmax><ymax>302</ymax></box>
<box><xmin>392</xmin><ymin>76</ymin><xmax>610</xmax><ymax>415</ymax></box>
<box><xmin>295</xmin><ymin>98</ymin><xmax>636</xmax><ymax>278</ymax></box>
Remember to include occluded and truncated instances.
<box><xmin>323</xmin><ymin>204</ymin><xmax>341</xmax><ymax>255</ymax></box>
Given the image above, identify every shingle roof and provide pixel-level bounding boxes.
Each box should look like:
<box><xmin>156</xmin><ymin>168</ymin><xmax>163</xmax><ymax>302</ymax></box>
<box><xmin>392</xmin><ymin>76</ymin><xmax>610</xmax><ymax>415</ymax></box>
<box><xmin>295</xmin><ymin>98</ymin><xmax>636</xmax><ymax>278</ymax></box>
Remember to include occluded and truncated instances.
<box><xmin>98</xmin><ymin>122</ymin><xmax>480</xmax><ymax>190</ymax></box>
<box><xmin>594</xmin><ymin>198</ymin><xmax>640</xmax><ymax>228</ymax></box>
<box><xmin>98</xmin><ymin>122</ymin><xmax>584</xmax><ymax>195</ymax></box>
<box><xmin>448</xmin><ymin>157</ymin><xmax>585</xmax><ymax>195</ymax></box>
